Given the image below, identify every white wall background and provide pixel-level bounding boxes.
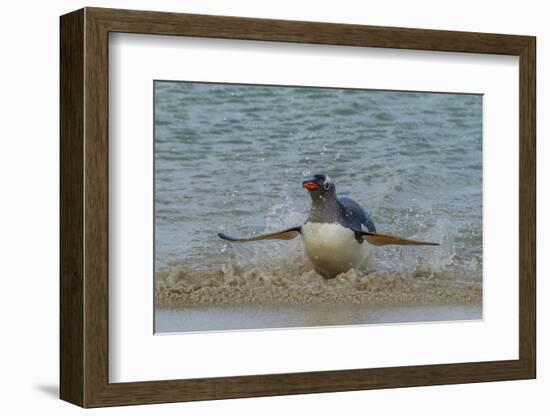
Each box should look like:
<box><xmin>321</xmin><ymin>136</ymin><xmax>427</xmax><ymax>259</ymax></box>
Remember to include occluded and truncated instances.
<box><xmin>0</xmin><ymin>0</ymin><xmax>545</xmax><ymax>414</ymax></box>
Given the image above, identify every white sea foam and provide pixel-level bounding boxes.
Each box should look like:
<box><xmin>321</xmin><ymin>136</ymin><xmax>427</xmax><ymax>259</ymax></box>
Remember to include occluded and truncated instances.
<box><xmin>155</xmin><ymin>259</ymin><xmax>481</xmax><ymax>308</ymax></box>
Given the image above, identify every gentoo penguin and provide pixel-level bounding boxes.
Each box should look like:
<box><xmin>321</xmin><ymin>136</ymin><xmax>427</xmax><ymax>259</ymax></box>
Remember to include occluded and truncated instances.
<box><xmin>218</xmin><ymin>174</ymin><xmax>438</xmax><ymax>278</ymax></box>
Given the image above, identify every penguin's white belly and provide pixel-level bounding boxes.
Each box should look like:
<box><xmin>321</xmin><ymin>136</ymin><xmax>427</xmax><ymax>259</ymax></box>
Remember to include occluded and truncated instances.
<box><xmin>301</xmin><ymin>222</ymin><xmax>373</xmax><ymax>278</ymax></box>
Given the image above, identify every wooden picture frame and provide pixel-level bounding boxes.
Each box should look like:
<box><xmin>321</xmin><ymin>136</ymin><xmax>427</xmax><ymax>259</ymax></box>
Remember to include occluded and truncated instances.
<box><xmin>60</xmin><ymin>7</ymin><xmax>536</xmax><ymax>408</ymax></box>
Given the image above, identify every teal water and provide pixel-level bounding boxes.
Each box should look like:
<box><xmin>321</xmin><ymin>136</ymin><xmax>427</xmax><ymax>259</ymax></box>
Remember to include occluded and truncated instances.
<box><xmin>154</xmin><ymin>81</ymin><xmax>482</xmax><ymax>279</ymax></box>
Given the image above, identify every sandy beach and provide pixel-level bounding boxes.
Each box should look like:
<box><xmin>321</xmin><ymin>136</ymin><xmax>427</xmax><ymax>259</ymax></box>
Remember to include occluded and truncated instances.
<box><xmin>155</xmin><ymin>263</ymin><xmax>481</xmax><ymax>332</ymax></box>
<box><xmin>155</xmin><ymin>303</ymin><xmax>481</xmax><ymax>333</ymax></box>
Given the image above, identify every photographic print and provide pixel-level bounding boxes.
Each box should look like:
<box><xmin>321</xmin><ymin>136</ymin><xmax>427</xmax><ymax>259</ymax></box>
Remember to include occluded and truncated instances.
<box><xmin>60</xmin><ymin>9</ymin><xmax>535</xmax><ymax>406</ymax></box>
<box><xmin>154</xmin><ymin>81</ymin><xmax>483</xmax><ymax>333</ymax></box>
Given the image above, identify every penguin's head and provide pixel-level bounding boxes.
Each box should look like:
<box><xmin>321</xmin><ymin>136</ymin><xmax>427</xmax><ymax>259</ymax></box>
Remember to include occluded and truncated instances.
<box><xmin>302</xmin><ymin>174</ymin><xmax>335</xmax><ymax>196</ymax></box>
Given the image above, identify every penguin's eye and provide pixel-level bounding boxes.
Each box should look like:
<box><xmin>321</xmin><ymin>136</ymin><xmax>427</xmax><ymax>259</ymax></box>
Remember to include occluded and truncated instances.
<box><xmin>323</xmin><ymin>182</ymin><xmax>331</xmax><ymax>191</ymax></box>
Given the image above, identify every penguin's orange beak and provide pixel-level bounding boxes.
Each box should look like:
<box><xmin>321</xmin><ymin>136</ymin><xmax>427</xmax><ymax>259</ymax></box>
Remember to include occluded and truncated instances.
<box><xmin>303</xmin><ymin>181</ymin><xmax>320</xmax><ymax>190</ymax></box>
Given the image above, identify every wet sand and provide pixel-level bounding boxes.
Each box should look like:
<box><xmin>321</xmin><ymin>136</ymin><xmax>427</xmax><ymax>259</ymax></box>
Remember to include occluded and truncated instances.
<box><xmin>155</xmin><ymin>302</ymin><xmax>482</xmax><ymax>333</ymax></box>
<box><xmin>155</xmin><ymin>264</ymin><xmax>482</xmax><ymax>333</ymax></box>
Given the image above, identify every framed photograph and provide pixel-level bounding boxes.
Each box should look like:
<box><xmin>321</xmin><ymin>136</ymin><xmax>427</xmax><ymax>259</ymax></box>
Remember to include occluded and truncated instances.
<box><xmin>60</xmin><ymin>7</ymin><xmax>536</xmax><ymax>408</ymax></box>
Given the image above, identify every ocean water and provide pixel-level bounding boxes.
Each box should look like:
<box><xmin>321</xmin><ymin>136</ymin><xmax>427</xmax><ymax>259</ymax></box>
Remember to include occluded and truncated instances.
<box><xmin>154</xmin><ymin>81</ymin><xmax>482</xmax><ymax>332</ymax></box>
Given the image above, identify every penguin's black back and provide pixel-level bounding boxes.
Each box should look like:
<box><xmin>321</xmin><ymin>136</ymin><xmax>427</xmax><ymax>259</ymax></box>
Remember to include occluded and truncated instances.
<box><xmin>337</xmin><ymin>197</ymin><xmax>376</xmax><ymax>233</ymax></box>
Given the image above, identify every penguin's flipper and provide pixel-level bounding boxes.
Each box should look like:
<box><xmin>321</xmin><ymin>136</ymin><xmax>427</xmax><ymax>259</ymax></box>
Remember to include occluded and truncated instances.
<box><xmin>361</xmin><ymin>231</ymin><xmax>439</xmax><ymax>246</ymax></box>
<box><xmin>218</xmin><ymin>226</ymin><xmax>301</xmax><ymax>243</ymax></box>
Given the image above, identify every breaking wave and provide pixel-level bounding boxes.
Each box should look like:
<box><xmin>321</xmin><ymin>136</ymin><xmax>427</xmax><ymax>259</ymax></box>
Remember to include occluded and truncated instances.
<box><xmin>155</xmin><ymin>214</ymin><xmax>481</xmax><ymax>308</ymax></box>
